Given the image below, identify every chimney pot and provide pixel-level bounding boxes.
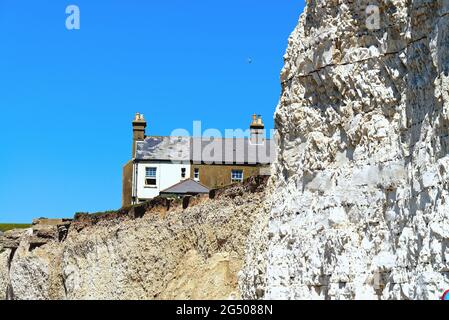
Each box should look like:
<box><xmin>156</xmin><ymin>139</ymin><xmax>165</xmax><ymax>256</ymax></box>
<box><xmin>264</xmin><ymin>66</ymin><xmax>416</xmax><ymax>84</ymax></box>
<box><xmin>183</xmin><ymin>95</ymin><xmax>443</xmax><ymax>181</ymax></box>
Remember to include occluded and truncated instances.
<box><xmin>250</xmin><ymin>113</ymin><xmax>265</xmax><ymax>145</ymax></box>
<box><xmin>132</xmin><ymin>112</ymin><xmax>147</xmax><ymax>157</ymax></box>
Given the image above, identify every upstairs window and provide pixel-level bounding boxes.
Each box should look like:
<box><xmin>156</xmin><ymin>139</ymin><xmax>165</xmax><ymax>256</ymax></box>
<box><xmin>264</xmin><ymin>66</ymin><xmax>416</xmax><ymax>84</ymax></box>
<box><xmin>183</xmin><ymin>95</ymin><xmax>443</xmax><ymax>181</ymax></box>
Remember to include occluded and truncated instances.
<box><xmin>231</xmin><ymin>170</ymin><xmax>243</xmax><ymax>183</ymax></box>
<box><xmin>145</xmin><ymin>167</ymin><xmax>157</xmax><ymax>186</ymax></box>
<box><xmin>194</xmin><ymin>168</ymin><xmax>200</xmax><ymax>181</ymax></box>
<box><xmin>181</xmin><ymin>168</ymin><xmax>186</xmax><ymax>179</ymax></box>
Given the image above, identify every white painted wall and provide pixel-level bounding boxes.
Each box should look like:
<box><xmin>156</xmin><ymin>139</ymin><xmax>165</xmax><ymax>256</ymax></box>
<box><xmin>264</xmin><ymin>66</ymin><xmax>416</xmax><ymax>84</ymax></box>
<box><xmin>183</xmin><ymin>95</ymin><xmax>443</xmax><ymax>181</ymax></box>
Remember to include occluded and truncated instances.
<box><xmin>134</xmin><ymin>162</ymin><xmax>191</xmax><ymax>201</ymax></box>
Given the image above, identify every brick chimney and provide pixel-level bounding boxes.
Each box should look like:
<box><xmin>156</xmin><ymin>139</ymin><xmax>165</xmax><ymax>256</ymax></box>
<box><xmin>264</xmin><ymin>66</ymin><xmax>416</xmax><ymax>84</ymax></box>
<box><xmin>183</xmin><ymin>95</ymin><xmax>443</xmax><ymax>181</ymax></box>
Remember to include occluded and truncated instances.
<box><xmin>250</xmin><ymin>114</ymin><xmax>265</xmax><ymax>145</ymax></box>
<box><xmin>132</xmin><ymin>113</ymin><xmax>147</xmax><ymax>157</ymax></box>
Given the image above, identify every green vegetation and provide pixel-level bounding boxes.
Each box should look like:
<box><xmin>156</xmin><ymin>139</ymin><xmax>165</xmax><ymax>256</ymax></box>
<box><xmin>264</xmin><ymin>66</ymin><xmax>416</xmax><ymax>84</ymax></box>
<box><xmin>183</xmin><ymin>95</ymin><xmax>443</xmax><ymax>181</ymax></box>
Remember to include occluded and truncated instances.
<box><xmin>0</xmin><ymin>224</ymin><xmax>31</xmax><ymax>232</ymax></box>
<box><xmin>74</xmin><ymin>210</ymin><xmax>119</xmax><ymax>219</ymax></box>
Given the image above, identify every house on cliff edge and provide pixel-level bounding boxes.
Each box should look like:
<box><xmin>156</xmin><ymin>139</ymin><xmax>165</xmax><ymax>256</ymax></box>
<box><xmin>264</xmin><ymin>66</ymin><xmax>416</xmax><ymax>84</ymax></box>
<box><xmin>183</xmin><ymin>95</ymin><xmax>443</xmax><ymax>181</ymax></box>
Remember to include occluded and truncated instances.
<box><xmin>122</xmin><ymin>113</ymin><xmax>274</xmax><ymax>206</ymax></box>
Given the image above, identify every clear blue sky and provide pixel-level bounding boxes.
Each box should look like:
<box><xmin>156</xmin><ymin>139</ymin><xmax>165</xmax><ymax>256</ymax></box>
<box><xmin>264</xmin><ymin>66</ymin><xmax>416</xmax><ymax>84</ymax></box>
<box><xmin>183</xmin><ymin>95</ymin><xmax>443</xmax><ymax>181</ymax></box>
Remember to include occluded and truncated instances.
<box><xmin>0</xmin><ymin>0</ymin><xmax>304</xmax><ymax>223</ymax></box>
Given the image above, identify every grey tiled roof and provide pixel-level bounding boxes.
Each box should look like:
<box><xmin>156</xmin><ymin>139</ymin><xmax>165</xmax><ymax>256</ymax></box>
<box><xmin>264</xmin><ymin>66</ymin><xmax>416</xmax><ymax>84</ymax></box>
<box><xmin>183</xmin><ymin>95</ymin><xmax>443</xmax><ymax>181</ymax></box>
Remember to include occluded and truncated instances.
<box><xmin>160</xmin><ymin>179</ymin><xmax>210</xmax><ymax>195</ymax></box>
<box><xmin>135</xmin><ymin>136</ymin><xmax>191</xmax><ymax>162</ymax></box>
<box><xmin>135</xmin><ymin>136</ymin><xmax>275</xmax><ymax>165</ymax></box>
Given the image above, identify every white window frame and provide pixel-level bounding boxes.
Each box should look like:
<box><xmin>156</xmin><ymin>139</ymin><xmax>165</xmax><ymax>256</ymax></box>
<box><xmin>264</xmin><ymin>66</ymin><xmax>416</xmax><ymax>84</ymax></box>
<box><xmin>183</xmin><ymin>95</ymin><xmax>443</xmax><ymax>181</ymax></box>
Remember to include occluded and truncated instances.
<box><xmin>231</xmin><ymin>169</ymin><xmax>243</xmax><ymax>183</ymax></box>
<box><xmin>145</xmin><ymin>167</ymin><xmax>157</xmax><ymax>187</ymax></box>
<box><xmin>181</xmin><ymin>167</ymin><xmax>187</xmax><ymax>179</ymax></box>
<box><xmin>194</xmin><ymin>168</ymin><xmax>200</xmax><ymax>181</ymax></box>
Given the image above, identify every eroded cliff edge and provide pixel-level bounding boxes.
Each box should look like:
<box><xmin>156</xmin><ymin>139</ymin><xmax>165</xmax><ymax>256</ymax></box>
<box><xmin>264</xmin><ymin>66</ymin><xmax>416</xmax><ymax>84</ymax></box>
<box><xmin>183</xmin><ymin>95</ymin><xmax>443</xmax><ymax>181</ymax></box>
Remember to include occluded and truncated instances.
<box><xmin>0</xmin><ymin>177</ymin><xmax>269</xmax><ymax>300</ymax></box>
<box><xmin>2</xmin><ymin>0</ymin><xmax>449</xmax><ymax>301</ymax></box>
<box><xmin>261</xmin><ymin>0</ymin><xmax>449</xmax><ymax>299</ymax></box>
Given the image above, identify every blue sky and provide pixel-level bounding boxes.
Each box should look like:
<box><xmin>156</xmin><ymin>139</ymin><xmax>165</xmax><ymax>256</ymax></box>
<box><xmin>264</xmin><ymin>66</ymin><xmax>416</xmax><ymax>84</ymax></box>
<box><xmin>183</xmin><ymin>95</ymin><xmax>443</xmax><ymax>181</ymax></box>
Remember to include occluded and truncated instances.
<box><xmin>0</xmin><ymin>0</ymin><xmax>304</xmax><ymax>223</ymax></box>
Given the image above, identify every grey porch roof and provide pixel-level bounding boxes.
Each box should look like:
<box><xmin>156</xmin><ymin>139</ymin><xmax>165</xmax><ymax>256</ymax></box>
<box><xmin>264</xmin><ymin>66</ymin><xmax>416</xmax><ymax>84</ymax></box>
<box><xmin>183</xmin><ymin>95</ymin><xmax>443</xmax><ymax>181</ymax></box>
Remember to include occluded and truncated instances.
<box><xmin>135</xmin><ymin>136</ymin><xmax>275</xmax><ymax>164</ymax></box>
<box><xmin>160</xmin><ymin>179</ymin><xmax>210</xmax><ymax>195</ymax></box>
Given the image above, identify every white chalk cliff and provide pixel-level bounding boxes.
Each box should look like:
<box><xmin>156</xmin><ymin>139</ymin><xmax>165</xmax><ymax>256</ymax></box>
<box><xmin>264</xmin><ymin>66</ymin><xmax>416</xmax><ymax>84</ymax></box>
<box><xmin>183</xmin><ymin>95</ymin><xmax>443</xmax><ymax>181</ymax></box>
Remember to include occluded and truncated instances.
<box><xmin>2</xmin><ymin>0</ymin><xmax>449</xmax><ymax>300</ymax></box>
<box><xmin>257</xmin><ymin>0</ymin><xmax>449</xmax><ymax>300</ymax></box>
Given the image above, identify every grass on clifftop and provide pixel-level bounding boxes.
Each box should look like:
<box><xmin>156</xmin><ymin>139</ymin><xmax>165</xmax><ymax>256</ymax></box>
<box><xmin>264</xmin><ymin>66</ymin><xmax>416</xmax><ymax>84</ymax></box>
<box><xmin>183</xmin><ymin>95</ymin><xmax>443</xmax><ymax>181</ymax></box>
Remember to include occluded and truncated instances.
<box><xmin>0</xmin><ymin>224</ymin><xmax>31</xmax><ymax>232</ymax></box>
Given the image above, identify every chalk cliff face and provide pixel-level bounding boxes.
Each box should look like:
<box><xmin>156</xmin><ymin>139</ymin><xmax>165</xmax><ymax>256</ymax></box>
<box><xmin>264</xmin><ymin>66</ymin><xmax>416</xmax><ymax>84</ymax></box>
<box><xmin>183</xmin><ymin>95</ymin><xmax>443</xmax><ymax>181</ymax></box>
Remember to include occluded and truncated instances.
<box><xmin>2</xmin><ymin>0</ymin><xmax>449</xmax><ymax>301</ymax></box>
<box><xmin>0</xmin><ymin>178</ymin><xmax>267</xmax><ymax>300</ymax></box>
<box><xmin>261</xmin><ymin>0</ymin><xmax>449</xmax><ymax>300</ymax></box>
<box><xmin>0</xmin><ymin>250</ymin><xmax>10</xmax><ymax>300</ymax></box>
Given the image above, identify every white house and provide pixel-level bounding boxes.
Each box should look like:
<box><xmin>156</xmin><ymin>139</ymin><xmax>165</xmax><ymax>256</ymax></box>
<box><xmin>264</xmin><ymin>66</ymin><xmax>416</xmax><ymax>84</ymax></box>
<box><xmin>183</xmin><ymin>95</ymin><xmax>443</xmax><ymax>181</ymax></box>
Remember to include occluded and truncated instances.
<box><xmin>132</xmin><ymin>136</ymin><xmax>192</xmax><ymax>200</ymax></box>
<box><xmin>122</xmin><ymin>113</ymin><xmax>275</xmax><ymax>206</ymax></box>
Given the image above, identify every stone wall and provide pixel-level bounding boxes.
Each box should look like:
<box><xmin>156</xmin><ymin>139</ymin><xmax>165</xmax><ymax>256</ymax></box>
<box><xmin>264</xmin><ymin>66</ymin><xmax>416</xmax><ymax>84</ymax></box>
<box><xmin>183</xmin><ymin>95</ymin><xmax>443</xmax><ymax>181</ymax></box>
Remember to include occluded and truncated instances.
<box><xmin>122</xmin><ymin>160</ymin><xmax>134</xmax><ymax>207</ymax></box>
<box><xmin>191</xmin><ymin>164</ymin><xmax>262</xmax><ymax>189</ymax></box>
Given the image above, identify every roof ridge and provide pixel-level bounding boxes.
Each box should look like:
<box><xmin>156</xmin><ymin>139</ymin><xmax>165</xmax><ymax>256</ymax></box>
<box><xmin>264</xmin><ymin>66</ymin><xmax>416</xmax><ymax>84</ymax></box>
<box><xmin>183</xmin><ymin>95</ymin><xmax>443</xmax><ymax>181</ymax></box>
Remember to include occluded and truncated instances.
<box><xmin>192</xmin><ymin>179</ymin><xmax>210</xmax><ymax>190</ymax></box>
<box><xmin>159</xmin><ymin>179</ymin><xmax>191</xmax><ymax>192</ymax></box>
<box><xmin>141</xmin><ymin>136</ymin><xmax>272</xmax><ymax>140</ymax></box>
<box><xmin>160</xmin><ymin>178</ymin><xmax>209</xmax><ymax>193</ymax></box>
<box><xmin>136</xmin><ymin>136</ymin><xmax>275</xmax><ymax>163</ymax></box>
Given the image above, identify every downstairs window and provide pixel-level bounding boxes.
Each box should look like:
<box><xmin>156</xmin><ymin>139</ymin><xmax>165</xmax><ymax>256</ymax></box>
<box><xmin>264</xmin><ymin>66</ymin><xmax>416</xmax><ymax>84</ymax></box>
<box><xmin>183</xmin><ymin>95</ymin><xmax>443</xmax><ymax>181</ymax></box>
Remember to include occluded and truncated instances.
<box><xmin>231</xmin><ymin>170</ymin><xmax>243</xmax><ymax>183</ymax></box>
<box><xmin>145</xmin><ymin>167</ymin><xmax>157</xmax><ymax>186</ymax></box>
